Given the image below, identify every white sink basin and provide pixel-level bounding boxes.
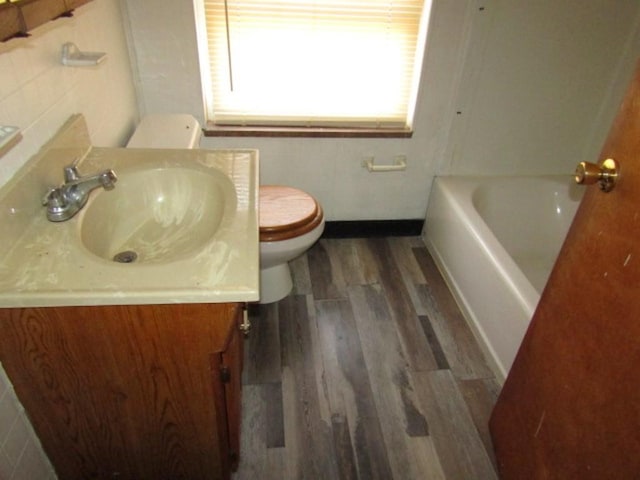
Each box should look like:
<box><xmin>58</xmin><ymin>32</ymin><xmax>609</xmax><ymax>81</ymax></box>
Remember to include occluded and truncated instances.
<box><xmin>80</xmin><ymin>167</ymin><xmax>232</xmax><ymax>264</ymax></box>
<box><xmin>0</xmin><ymin>114</ymin><xmax>259</xmax><ymax>307</ymax></box>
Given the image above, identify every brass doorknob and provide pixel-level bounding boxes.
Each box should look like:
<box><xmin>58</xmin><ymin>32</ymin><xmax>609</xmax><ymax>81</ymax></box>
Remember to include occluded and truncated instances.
<box><xmin>575</xmin><ymin>158</ymin><xmax>619</xmax><ymax>192</ymax></box>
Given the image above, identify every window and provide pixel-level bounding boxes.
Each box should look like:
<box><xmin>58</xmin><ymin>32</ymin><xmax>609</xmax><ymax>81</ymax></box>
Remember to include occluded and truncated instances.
<box><xmin>194</xmin><ymin>0</ymin><xmax>431</xmax><ymax>133</ymax></box>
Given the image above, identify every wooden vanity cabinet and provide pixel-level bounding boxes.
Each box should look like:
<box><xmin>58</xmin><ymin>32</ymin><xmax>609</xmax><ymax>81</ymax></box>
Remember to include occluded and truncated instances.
<box><xmin>0</xmin><ymin>302</ymin><xmax>245</xmax><ymax>480</ymax></box>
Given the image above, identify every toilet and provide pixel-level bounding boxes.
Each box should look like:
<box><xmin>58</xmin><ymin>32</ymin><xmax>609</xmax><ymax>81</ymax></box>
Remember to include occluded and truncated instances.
<box><xmin>127</xmin><ymin>114</ymin><xmax>325</xmax><ymax>304</ymax></box>
<box><xmin>259</xmin><ymin>185</ymin><xmax>324</xmax><ymax>303</ymax></box>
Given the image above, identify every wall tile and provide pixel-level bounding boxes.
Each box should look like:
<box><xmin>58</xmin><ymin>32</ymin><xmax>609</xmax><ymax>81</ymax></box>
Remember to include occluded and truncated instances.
<box><xmin>0</xmin><ymin>369</ymin><xmax>57</xmax><ymax>479</ymax></box>
<box><xmin>0</xmin><ymin>0</ymin><xmax>138</xmax><ymax>186</ymax></box>
<box><xmin>3</xmin><ymin>412</ymin><xmax>30</xmax><ymax>468</ymax></box>
<box><xmin>0</xmin><ymin>387</ymin><xmax>20</xmax><ymax>442</ymax></box>
<box><xmin>15</xmin><ymin>440</ymin><xmax>56</xmax><ymax>479</ymax></box>
<box><xmin>0</xmin><ymin>449</ymin><xmax>14</xmax><ymax>479</ymax></box>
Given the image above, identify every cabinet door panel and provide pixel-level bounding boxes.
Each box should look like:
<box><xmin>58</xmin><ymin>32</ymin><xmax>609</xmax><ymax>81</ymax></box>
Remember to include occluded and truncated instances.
<box><xmin>0</xmin><ymin>303</ymin><xmax>238</xmax><ymax>480</ymax></box>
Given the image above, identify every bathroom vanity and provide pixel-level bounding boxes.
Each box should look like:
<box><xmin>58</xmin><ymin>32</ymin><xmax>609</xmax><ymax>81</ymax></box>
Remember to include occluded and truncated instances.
<box><xmin>0</xmin><ymin>302</ymin><xmax>245</xmax><ymax>479</ymax></box>
<box><xmin>0</xmin><ymin>116</ymin><xmax>259</xmax><ymax>479</ymax></box>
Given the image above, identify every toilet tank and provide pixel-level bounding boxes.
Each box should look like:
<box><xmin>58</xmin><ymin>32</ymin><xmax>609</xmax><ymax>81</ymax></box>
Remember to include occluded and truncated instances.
<box><xmin>127</xmin><ymin>114</ymin><xmax>202</xmax><ymax>149</ymax></box>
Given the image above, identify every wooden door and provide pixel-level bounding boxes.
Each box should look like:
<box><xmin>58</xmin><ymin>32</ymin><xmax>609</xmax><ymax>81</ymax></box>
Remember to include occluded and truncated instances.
<box><xmin>489</xmin><ymin>62</ymin><xmax>640</xmax><ymax>478</ymax></box>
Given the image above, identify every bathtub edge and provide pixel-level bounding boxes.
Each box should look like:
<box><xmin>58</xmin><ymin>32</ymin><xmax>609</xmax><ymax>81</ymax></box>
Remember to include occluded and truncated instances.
<box><xmin>421</xmin><ymin>231</ymin><xmax>507</xmax><ymax>383</ymax></box>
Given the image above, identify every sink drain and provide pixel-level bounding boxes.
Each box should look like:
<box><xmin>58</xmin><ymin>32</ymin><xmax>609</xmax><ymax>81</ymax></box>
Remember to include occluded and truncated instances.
<box><xmin>113</xmin><ymin>250</ymin><xmax>138</xmax><ymax>263</ymax></box>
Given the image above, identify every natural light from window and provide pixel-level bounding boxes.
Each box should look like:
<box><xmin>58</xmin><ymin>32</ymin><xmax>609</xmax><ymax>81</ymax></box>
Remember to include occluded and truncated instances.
<box><xmin>195</xmin><ymin>0</ymin><xmax>431</xmax><ymax>130</ymax></box>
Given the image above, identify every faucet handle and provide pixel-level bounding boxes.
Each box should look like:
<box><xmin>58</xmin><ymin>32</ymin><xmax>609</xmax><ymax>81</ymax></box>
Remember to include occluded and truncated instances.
<box><xmin>64</xmin><ymin>165</ymin><xmax>80</xmax><ymax>182</ymax></box>
<box><xmin>42</xmin><ymin>188</ymin><xmax>65</xmax><ymax>208</ymax></box>
<box><xmin>100</xmin><ymin>170</ymin><xmax>117</xmax><ymax>190</ymax></box>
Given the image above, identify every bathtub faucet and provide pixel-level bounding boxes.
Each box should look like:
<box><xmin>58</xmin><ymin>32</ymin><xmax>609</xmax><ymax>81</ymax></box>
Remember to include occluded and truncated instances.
<box><xmin>42</xmin><ymin>164</ymin><xmax>117</xmax><ymax>222</ymax></box>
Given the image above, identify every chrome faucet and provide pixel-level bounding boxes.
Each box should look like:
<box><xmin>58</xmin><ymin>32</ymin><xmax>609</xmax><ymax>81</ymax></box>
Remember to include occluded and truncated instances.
<box><xmin>42</xmin><ymin>164</ymin><xmax>117</xmax><ymax>222</ymax></box>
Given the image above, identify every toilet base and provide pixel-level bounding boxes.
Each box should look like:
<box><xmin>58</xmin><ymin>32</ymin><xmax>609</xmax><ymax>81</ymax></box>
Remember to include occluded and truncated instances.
<box><xmin>259</xmin><ymin>263</ymin><xmax>293</xmax><ymax>304</ymax></box>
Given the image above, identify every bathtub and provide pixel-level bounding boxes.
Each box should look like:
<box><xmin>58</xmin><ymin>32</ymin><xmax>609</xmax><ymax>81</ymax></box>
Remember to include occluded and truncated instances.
<box><xmin>423</xmin><ymin>176</ymin><xmax>584</xmax><ymax>381</ymax></box>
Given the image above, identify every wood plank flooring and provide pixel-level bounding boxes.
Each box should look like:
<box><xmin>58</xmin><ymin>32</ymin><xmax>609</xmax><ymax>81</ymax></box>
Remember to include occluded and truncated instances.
<box><xmin>234</xmin><ymin>237</ymin><xmax>500</xmax><ymax>480</ymax></box>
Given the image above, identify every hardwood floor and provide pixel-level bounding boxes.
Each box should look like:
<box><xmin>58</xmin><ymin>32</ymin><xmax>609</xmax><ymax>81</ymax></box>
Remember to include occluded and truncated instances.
<box><xmin>234</xmin><ymin>237</ymin><xmax>500</xmax><ymax>480</ymax></box>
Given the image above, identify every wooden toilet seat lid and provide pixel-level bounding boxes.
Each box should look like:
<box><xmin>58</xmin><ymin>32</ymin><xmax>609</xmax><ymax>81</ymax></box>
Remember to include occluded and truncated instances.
<box><xmin>259</xmin><ymin>185</ymin><xmax>323</xmax><ymax>241</ymax></box>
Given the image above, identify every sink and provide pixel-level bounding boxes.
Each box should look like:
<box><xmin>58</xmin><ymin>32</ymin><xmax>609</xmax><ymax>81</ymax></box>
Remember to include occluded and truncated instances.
<box><xmin>79</xmin><ymin>166</ymin><xmax>234</xmax><ymax>264</ymax></box>
<box><xmin>0</xmin><ymin>113</ymin><xmax>259</xmax><ymax>307</ymax></box>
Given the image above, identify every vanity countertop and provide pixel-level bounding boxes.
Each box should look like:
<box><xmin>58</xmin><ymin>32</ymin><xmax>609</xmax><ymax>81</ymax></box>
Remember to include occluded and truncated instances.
<box><xmin>0</xmin><ymin>115</ymin><xmax>259</xmax><ymax>308</ymax></box>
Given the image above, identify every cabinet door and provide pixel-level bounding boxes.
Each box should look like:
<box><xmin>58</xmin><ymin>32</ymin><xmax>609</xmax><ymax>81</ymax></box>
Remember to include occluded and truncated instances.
<box><xmin>222</xmin><ymin>305</ymin><xmax>244</xmax><ymax>470</ymax></box>
<box><xmin>0</xmin><ymin>303</ymin><xmax>239</xmax><ymax>480</ymax></box>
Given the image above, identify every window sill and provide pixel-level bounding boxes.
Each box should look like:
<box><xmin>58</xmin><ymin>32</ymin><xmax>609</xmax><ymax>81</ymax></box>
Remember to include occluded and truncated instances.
<box><xmin>203</xmin><ymin>123</ymin><xmax>413</xmax><ymax>138</ymax></box>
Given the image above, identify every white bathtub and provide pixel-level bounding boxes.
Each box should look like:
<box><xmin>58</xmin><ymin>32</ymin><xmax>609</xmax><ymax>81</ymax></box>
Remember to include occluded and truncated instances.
<box><xmin>423</xmin><ymin>176</ymin><xmax>584</xmax><ymax>381</ymax></box>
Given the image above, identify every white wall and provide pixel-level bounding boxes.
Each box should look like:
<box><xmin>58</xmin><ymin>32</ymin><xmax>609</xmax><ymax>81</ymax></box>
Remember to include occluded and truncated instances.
<box><xmin>442</xmin><ymin>0</ymin><xmax>640</xmax><ymax>176</ymax></box>
<box><xmin>0</xmin><ymin>2</ymin><xmax>138</xmax><ymax>478</ymax></box>
<box><xmin>123</xmin><ymin>0</ymin><xmax>640</xmax><ymax>220</ymax></box>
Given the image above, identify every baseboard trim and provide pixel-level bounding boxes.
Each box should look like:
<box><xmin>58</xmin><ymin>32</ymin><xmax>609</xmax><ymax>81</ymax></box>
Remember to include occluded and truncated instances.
<box><xmin>321</xmin><ymin>219</ymin><xmax>424</xmax><ymax>238</ymax></box>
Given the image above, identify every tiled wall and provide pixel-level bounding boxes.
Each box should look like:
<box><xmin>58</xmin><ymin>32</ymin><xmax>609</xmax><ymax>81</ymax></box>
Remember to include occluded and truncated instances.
<box><xmin>0</xmin><ymin>0</ymin><xmax>138</xmax><ymax>187</ymax></box>
<box><xmin>0</xmin><ymin>0</ymin><xmax>138</xmax><ymax>478</ymax></box>
<box><xmin>0</xmin><ymin>366</ymin><xmax>55</xmax><ymax>479</ymax></box>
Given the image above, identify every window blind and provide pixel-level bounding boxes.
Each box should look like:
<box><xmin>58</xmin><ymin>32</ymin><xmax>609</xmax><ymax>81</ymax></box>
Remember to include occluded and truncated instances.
<box><xmin>196</xmin><ymin>0</ymin><xmax>429</xmax><ymax>129</ymax></box>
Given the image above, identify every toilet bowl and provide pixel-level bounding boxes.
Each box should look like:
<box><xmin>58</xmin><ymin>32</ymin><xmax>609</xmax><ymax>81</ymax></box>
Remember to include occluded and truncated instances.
<box><xmin>128</xmin><ymin>114</ymin><xmax>325</xmax><ymax>304</ymax></box>
<box><xmin>259</xmin><ymin>185</ymin><xmax>324</xmax><ymax>303</ymax></box>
